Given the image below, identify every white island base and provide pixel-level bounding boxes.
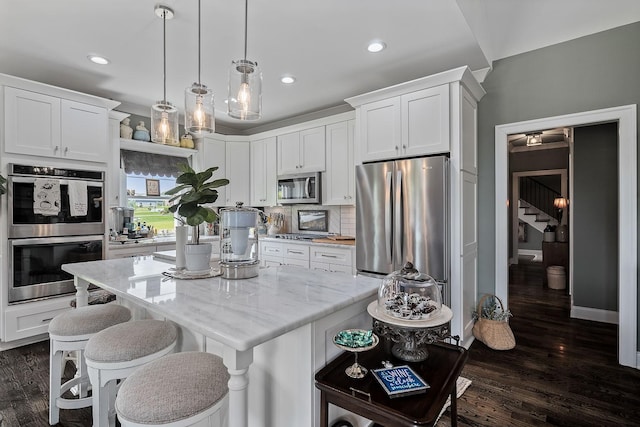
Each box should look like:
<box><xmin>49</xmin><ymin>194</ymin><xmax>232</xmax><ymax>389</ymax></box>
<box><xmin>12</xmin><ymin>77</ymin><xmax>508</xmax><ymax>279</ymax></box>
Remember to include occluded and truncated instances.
<box><xmin>63</xmin><ymin>257</ymin><xmax>380</xmax><ymax>427</ymax></box>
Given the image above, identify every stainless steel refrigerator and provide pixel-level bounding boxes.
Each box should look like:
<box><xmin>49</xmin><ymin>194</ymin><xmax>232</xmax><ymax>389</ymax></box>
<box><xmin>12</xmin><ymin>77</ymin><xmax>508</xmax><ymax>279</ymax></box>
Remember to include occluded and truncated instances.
<box><xmin>356</xmin><ymin>156</ymin><xmax>449</xmax><ymax>303</ymax></box>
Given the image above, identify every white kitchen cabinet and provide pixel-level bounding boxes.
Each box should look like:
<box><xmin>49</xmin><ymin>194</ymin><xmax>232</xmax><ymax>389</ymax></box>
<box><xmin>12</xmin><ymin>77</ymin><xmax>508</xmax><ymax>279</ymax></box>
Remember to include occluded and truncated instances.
<box><xmin>61</xmin><ymin>99</ymin><xmax>109</xmax><ymax>162</ymax></box>
<box><xmin>4</xmin><ymin>86</ymin><xmax>108</xmax><ymax>162</ymax></box>
<box><xmin>310</xmin><ymin>245</ymin><xmax>354</xmax><ymax>274</ymax></box>
<box><xmin>277</xmin><ymin>126</ymin><xmax>325</xmax><ymax>175</ymax></box>
<box><xmin>224</xmin><ymin>140</ymin><xmax>250</xmax><ymax>206</ymax></box>
<box><xmin>324</xmin><ymin>120</ymin><xmax>355</xmax><ymax>205</ymax></box>
<box><xmin>201</xmin><ymin>136</ymin><xmax>227</xmax><ymax>207</ymax></box>
<box><xmin>259</xmin><ymin>240</ymin><xmax>355</xmax><ymax>273</ymax></box>
<box><xmin>355</xmin><ymin>84</ymin><xmax>449</xmax><ymax>162</ymax></box>
<box><xmin>250</xmin><ymin>137</ymin><xmax>277</xmax><ymax>206</ymax></box>
<box><xmin>283</xmin><ymin>244</ymin><xmax>309</xmax><ymax>268</ymax></box>
<box><xmin>201</xmin><ymin>136</ymin><xmax>250</xmax><ymax>207</ymax></box>
<box><xmin>4</xmin><ymin>295</ymin><xmax>74</xmax><ymax>342</ymax></box>
<box><xmin>259</xmin><ymin>240</ymin><xmax>283</xmax><ymax>266</ymax></box>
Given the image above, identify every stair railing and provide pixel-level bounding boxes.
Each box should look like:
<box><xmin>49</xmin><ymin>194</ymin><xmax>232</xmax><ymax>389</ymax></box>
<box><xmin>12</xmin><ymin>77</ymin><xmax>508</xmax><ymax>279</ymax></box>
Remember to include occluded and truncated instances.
<box><xmin>520</xmin><ymin>177</ymin><xmax>560</xmax><ymax>219</ymax></box>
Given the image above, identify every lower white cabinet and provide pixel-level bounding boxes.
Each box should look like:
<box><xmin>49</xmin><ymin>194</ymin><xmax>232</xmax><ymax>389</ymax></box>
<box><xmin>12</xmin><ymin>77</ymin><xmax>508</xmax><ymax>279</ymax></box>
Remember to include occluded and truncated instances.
<box><xmin>259</xmin><ymin>240</ymin><xmax>354</xmax><ymax>273</ymax></box>
<box><xmin>4</xmin><ymin>295</ymin><xmax>74</xmax><ymax>342</ymax></box>
<box><xmin>310</xmin><ymin>245</ymin><xmax>354</xmax><ymax>274</ymax></box>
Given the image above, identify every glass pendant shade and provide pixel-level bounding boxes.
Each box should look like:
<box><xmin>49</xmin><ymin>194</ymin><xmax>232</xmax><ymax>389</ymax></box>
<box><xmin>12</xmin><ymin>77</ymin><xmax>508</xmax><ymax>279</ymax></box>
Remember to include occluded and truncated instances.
<box><xmin>185</xmin><ymin>83</ymin><xmax>215</xmax><ymax>135</ymax></box>
<box><xmin>151</xmin><ymin>101</ymin><xmax>179</xmax><ymax>145</ymax></box>
<box><xmin>228</xmin><ymin>59</ymin><xmax>262</xmax><ymax>120</ymax></box>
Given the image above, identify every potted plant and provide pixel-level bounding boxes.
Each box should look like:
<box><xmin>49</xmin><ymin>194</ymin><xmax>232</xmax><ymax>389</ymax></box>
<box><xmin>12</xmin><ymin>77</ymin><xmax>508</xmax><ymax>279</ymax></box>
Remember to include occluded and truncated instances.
<box><xmin>166</xmin><ymin>163</ymin><xmax>229</xmax><ymax>271</ymax></box>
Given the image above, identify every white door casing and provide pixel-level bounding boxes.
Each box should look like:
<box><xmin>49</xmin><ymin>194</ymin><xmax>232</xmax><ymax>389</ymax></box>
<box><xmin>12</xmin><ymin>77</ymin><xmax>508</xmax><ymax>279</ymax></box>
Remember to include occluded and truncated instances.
<box><xmin>495</xmin><ymin>105</ymin><xmax>637</xmax><ymax>368</ymax></box>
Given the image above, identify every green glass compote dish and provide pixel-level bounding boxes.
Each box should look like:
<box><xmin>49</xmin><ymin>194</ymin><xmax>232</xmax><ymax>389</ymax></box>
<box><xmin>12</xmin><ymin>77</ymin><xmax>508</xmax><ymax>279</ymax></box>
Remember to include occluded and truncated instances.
<box><xmin>333</xmin><ymin>329</ymin><xmax>379</xmax><ymax>378</ymax></box>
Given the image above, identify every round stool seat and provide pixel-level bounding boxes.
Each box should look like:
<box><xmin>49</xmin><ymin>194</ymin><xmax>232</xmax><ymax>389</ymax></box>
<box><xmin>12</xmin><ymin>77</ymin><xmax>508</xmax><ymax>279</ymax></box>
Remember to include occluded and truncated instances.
<box><xmin>48</xmin><ymin>304</ymin><xmax>131</xmax><ymax>339</ymax></box>
<box><xmin>85</xmin><ymin>319</ymin><xmax>178</xmax><ymax>363</ymax></box>
<box><xmin>116</xmin><ymin>352</ymin><xmax>229</xmax><ymax>425</ymax></box>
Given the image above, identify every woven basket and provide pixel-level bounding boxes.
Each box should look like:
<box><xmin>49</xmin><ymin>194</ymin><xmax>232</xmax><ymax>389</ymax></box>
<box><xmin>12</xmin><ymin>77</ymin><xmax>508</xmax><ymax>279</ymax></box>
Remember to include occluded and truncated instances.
<box><xmin>472</xmin><ymin>294</ymin><xmax>516</xmax><ymax>350</ymax></box>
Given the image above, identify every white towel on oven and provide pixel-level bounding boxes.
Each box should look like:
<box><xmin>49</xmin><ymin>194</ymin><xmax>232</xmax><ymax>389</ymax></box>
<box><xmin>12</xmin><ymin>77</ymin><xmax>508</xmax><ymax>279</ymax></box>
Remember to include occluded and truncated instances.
<box><xmin>33</xmin><ymin>178</ymin><xmax>60</xmax><ymax>216</ymax></box>
<box><xmin>68</xmin><ymin>180</ymin><xmax>88</xmax><ymax>217</ymax></box>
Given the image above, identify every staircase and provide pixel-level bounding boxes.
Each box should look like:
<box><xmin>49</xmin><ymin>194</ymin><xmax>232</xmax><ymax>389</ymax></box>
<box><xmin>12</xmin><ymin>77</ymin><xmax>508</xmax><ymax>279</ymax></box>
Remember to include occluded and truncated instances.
<box><xmin>518</xmin><ymin>176</ymin><xmax>561</xmax><ymax>233</ymax></box>
<box><xmin>518</xmin><ymin>200</ymin><xmax>558</xmax><ymax>233</ymax></box>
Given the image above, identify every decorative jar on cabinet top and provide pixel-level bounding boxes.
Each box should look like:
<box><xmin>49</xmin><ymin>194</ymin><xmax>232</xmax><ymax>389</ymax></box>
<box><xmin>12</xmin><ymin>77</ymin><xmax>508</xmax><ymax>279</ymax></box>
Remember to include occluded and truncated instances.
<box><xmin>378</xmin><ymin>262</ymin><xmax>442</xmax><ymax>320</ymax></box>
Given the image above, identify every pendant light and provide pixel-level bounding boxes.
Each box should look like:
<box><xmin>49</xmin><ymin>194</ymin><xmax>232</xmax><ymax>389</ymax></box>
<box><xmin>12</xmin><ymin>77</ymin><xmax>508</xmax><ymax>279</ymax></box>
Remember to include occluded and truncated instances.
<box><xmin>228</xmin><ymin>0</ymin><xmax>262</xmax><ymax>120</ymax></box>
<box><xmin>151</xmin><ymin>5</ymin><xmax>179</xmax><ymax>145</ymax></box>
<box><xmin>185</xmin><ymin>0</ymin><xmax>214</xmax><ymax>135</ymax></box>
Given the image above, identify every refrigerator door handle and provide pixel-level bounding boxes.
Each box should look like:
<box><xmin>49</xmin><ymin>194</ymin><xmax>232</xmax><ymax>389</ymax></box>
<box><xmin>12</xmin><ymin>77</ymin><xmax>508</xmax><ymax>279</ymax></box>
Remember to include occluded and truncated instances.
<box><xmin>385</xmin><ymin>171</ymin><xmax>393</xmax><ymax>264</ymax></box>
<box><xmin>394</xmin><ymin>170</ymin><xmax>403</xmax><ymax>266</ymax></box>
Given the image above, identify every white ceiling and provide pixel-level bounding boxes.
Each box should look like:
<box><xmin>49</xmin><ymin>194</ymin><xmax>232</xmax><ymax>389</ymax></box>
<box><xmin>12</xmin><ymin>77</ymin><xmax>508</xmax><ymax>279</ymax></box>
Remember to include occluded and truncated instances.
<box><xmin>1</xmin><ymin>0</ymin><xmax>639</xmax><ymax>134</ymax></box>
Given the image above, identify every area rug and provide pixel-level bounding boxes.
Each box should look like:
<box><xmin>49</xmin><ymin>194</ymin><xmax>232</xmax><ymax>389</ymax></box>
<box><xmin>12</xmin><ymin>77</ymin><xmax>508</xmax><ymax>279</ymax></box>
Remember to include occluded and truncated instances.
<box><xmin>435</xmin><ymin>376</ymin><xmax>472</xmax><ymax>426</ymax></box>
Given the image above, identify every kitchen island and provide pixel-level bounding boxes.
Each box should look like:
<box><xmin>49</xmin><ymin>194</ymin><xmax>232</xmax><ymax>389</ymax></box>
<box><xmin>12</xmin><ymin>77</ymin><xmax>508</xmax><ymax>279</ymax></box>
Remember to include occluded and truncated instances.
<box><xmin>62</xmin><ymin>257</ymin><xmax>380</xmax><ymax>427</ymax></box>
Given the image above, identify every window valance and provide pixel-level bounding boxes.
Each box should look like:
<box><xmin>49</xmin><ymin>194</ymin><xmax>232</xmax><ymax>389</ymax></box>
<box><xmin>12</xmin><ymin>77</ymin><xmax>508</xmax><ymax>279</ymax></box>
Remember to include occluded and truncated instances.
<box><xmin>120</xmin><ymin>150</ymin><xmax>188</xmax><ymax>178</ymax></box>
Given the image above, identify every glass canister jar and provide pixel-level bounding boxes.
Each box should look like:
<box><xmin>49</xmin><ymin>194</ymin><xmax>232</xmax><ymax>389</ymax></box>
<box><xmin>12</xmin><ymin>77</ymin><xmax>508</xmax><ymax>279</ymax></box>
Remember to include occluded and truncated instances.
<box><xmin>378</xmin><ymin>262</ymin><xmax>442</xmax><ymax>320</ymax></box>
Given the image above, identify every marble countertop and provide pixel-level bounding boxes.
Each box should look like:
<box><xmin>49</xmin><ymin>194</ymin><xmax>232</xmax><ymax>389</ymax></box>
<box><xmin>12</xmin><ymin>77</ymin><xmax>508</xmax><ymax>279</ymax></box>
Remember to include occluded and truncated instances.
<box><xmin>62</xmin><ymin>258</ymin><xmax>380</xmax><ymax>351</ymax></box>
<box><xmin>259</xmin><ymin>236</ymin><xmax>356</xmax><ymax>249</ymax></box>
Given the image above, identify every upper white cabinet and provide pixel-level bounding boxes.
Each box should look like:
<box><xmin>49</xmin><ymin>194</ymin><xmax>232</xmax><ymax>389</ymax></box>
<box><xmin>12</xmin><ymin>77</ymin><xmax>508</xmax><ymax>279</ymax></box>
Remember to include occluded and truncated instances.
<box><xmin>277</xmin><ymin>126</ymin><xmax>325</xmax><ymax>175</ymax></box>
<box><xmin>201</xmin><ymin>136</ymin><xmax>227</xmax><ymax>207</ymax></box>
<box><xmin>323</xmin><ymin>120</ymin><xmax>355</xmax><ymax>205</ymax></box>
<box><xmin>356</xmin><ymin>85</ymin><xmax>449</xmax><ymax>162</ymax></box>
<box><xmin>4</xmin><ymin>85</ymin><xmax>111</xmax><ymax>162</ymax></box>
<box><xmin>201</xmin><ymin>136</ymin><xmax>250</xmax><ymax>207</ymax></box>
<box><xmin>225</xmin><ymin>139</ymin><xmax>250</xmax><ymax>206</ymax></box>
<box><xmin>251</xmin><ymin>137</ymin><xmax>277</xmax><ymax>206</ymax></box>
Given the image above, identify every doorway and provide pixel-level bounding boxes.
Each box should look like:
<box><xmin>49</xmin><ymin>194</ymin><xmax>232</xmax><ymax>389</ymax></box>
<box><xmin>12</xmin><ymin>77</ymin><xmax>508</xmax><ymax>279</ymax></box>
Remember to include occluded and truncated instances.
<box><xmin>494</xmin><ymin>105</ymin><xmax>637</xmax><ymax>368</ymax></box>
<box><xmin>511</xmin><ymin>169</ymin><xmax>567</xmax><ymax>265</ymax></box>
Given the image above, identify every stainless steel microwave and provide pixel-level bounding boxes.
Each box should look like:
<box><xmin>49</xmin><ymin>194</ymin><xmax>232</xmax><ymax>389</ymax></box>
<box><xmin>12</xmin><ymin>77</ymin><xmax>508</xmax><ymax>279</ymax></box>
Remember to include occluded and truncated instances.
<box><xmin>277</xmin><ymin>172</ymin><xmax>321</xmax><ymax>204</ymax></box>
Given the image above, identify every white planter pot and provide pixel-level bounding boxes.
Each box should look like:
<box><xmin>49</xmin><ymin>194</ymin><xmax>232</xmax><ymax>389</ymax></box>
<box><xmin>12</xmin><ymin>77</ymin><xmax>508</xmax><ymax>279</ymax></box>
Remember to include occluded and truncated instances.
<box><xmin>184</xmin><ymin>243</ymin><xmax>212</xmax><ymax>271</ymax></box>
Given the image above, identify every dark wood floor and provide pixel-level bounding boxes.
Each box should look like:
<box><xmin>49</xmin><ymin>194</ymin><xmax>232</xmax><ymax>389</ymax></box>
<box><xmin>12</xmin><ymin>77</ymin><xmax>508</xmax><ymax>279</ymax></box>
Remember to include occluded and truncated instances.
<box><xmin>438</xmin><ymin>261</ymin><xmax>640</xmax><ymax>427</ymax></box>
<box><xmin>2</xmin><ymin>261</ymin><xmax>640</xmax><ymax>426</ymax></box>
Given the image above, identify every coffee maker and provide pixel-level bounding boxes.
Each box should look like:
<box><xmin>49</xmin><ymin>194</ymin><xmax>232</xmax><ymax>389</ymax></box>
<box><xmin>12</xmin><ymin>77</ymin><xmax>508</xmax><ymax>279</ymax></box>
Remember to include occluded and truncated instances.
<box><xmin>109</xmin><ymin>207</ymin><xmax>135</xmax><ymax>235</ymax></box>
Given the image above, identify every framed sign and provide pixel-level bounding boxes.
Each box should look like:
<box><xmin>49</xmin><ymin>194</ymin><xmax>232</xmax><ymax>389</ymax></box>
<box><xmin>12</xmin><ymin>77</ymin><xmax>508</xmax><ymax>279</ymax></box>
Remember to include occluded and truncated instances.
<box><xmin>146</xmin><ymin>179</ymin><xmax>160</xmax><ymax>196</ymax></box>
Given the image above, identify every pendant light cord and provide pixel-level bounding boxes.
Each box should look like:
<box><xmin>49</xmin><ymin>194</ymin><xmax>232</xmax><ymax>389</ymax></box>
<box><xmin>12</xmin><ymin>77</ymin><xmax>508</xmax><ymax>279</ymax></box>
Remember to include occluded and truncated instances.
<box><xmin>198</xmin><ymin>0</ymin><xmax>201</xmax><ymax>85</ymax></box>
<box><xmin>243</xmin><ymin>0</ymin><xmax>248</xmax><ymax>60</ymax></box>
<box><xmin>163</xmin><ymin>9</ymin><xmax>167</xmax><ymax>104</ymax></box>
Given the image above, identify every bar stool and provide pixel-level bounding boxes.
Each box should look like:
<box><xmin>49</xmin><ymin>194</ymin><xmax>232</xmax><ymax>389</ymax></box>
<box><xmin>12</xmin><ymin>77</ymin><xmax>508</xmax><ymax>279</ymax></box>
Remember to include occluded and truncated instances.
<box><xmin>48</xmin><ymin>304</ymin><xmax>132</xmax><ymax>425</ymax></box>
<box><xmin>85</xmin><ymin>319</ymin><xmax>179</xmax><ymax>427</ymax></box>
<box><xmin>115</xmin><ymin>352</ymin><xmax>229</xmax><ymax>427</ymax></box>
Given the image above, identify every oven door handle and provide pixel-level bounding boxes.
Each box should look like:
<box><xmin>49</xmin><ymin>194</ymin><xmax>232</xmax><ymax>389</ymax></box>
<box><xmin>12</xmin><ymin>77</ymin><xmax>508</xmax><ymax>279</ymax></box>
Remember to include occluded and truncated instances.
<box><xmin>9</xmin><ymin>176</ymin><xmax>104</xmax><ymax>187</ymax></box>
<box><xmin>10</xmin><ymin>235</ymin><xmax>104</xmax><ymax>246</ymax></box>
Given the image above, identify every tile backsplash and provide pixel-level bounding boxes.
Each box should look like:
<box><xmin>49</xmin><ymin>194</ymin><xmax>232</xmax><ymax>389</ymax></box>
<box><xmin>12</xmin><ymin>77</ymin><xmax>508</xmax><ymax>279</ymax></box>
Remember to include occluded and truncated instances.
<box><xmin>263</xmin><ymin>205</ymin><xmax>355</xmax><ymax>236</ymax></box>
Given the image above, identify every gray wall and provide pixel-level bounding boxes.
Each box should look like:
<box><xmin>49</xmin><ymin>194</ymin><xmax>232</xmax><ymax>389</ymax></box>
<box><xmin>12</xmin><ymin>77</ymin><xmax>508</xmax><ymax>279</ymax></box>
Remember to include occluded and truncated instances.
<box><xmin>477</xmin><ymin>22</ymin><xmax>640</xmax><ymax>342</ymax></box>
<box><xmin>573</xmin><ymin>123</ymin><xmax>618</xmax><ymax>310</ymax></box>
<box><xmin>519</xmin><ymin>223</ymin><xmax>543</xmax><ymax>251</ymax></box>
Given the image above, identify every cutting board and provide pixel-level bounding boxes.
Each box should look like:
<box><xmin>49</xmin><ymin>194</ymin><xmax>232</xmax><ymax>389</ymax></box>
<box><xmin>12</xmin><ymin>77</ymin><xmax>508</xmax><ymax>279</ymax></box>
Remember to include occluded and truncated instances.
<box><xmin>312</xmin><ymin>237</ymin><xmax>355</xmax><ymax>246</ymax></box>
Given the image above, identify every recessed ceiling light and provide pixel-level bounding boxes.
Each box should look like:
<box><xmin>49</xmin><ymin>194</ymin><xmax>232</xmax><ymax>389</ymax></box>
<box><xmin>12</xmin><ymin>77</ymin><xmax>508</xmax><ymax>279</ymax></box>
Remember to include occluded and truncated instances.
<box><xmin>87</xmin><ymin>54</ymin><xmax>110</xmax><ymax>65</ymax></box>
<box><xmin>367</xmin><ymin>41</ymin><xmax>386</xmax><ymax>53</ymax></box>
<box><xmin>281</xmin><ymin>75</ymin><xmax>296</xmax><ymax>84</ymax></box>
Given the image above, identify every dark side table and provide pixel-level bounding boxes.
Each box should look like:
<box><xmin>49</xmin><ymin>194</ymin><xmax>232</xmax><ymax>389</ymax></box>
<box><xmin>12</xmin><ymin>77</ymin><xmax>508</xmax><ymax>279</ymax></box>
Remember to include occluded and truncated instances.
<box><xmin>315</xmin><ymin>342</ymin><xmax>468</xmax><ymax>427</ymax></box>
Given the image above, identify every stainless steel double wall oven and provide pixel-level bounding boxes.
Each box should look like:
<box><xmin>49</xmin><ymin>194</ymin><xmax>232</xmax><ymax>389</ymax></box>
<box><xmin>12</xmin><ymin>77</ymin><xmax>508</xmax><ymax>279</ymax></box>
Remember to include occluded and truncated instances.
<box><xmin>7</xmin><ymin>164</ymin><xmax>105</xmax><ymax>303</ymax></box>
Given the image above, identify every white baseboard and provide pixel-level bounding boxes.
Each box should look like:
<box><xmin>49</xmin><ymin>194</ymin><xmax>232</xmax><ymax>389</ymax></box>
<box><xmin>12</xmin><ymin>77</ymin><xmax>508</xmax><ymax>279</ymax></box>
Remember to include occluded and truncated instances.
<box><xmin>570</xmin><ymin>306</ymin><xmax>618</xmax><ymax>324</ymax></box>
<box><xmin>0</xmin><ymin>333</ymin><xmax>48</xmax><ymax>352</ymax></box>
<box><xmin>517</xmin><ymin>249</ymin><xmax>543</xmax><ymax>261</ymax></box>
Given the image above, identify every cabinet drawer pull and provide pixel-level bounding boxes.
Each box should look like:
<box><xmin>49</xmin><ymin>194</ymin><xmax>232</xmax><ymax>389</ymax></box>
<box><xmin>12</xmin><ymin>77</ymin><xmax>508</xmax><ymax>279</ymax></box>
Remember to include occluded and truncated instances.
<box><xmin>41</xmin><ymin>318</ymin><xmax>53</xmax><ymax>322</ymax></box>
<box><xmin>288</xmin><ymin>250</ymin><xmax>304</xmax><ymax>255</ymax></box>
<box><xmin>321</xmin><ymin>254</ymin><xmax>338</xmax><ymax>258</ymax></box>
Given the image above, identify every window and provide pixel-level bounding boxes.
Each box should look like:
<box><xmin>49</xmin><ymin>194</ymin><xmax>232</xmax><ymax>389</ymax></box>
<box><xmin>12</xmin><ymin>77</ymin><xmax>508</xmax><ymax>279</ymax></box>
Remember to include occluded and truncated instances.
<box><xmin>121</xmin><ymin>150</ymin><xmax>190</xmax><ymax>235</ymax></box>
